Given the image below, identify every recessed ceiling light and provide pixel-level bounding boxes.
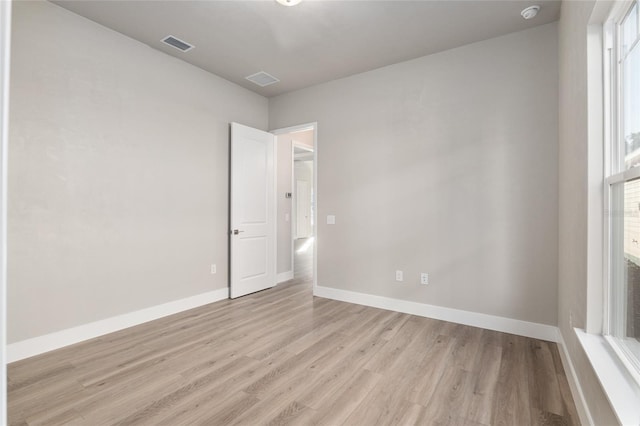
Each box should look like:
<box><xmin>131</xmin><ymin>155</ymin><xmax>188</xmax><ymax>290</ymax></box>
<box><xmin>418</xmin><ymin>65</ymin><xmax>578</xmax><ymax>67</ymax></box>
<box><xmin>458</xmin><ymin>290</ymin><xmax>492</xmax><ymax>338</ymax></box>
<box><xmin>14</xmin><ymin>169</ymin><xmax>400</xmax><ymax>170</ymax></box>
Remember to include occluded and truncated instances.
<box><xmin>521</xmin><ymin>5</ymin><xmax>540</xmax><ymax>20</ymax></box>
<box><xmin>276</xmin><ymin>0</ymin><xmax>302</xmax><ymax>6</ymax></box>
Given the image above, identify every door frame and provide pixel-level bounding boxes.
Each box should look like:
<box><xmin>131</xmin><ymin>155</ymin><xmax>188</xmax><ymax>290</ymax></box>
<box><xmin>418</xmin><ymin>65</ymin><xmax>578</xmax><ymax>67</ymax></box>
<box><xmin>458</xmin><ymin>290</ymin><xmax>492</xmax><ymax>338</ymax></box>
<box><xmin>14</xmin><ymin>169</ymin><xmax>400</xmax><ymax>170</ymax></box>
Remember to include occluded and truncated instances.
<box><xmin>271</xmin><ymin>123</ymin><xmax>317</xmax><ymax>292</ymax></box>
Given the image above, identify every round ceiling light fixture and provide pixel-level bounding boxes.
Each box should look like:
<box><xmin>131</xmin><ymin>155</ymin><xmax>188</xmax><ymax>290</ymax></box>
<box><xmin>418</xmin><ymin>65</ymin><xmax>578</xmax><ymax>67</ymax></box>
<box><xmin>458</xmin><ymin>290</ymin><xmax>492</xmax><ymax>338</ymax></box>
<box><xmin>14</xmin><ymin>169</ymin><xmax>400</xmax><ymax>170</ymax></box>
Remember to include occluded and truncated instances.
<box><xmin>521</xmin><ymin>5</ymin><xmax>540</xmax><ymax>19</ymax></box>
<box><xmin>276</xmin><ymin>0</ymin><xmax>302</xmax><ymax>6</ymax></box>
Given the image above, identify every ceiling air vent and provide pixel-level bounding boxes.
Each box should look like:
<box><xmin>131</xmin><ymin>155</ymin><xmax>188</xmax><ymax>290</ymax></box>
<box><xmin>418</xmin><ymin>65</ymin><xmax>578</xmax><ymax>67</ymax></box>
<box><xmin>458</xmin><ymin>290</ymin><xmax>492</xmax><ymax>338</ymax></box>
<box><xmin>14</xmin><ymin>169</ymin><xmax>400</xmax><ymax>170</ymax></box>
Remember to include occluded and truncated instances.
<box><xmin>161</xmin><ymin>35</ymin><xmax>194</xmax><ymax>52</ymax></box>
<box><xmin>245</xmin><ymin>71</ymin><xmax>280</xmax><ymax>87</ymax></box>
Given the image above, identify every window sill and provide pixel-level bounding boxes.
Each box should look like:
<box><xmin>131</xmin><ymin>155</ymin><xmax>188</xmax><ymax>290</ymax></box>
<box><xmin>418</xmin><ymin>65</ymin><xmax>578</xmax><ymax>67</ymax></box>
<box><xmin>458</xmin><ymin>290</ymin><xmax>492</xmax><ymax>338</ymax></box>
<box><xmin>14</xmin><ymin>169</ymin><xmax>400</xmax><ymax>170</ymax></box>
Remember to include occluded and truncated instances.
<box><xmin>575</xmin><ymin>328</ymin><xmax>640</xmax><ymax>425</ymax></box>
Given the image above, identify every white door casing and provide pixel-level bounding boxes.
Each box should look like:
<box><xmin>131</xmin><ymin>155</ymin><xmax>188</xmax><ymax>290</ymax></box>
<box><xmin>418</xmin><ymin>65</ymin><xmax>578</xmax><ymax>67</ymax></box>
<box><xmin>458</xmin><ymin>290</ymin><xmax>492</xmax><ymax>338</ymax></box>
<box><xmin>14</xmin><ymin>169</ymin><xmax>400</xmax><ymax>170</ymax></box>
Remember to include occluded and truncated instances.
<box><xmin>229</xmin><ymin>122</ymin><xmax>276</xmax><ymax>298</ymax></box>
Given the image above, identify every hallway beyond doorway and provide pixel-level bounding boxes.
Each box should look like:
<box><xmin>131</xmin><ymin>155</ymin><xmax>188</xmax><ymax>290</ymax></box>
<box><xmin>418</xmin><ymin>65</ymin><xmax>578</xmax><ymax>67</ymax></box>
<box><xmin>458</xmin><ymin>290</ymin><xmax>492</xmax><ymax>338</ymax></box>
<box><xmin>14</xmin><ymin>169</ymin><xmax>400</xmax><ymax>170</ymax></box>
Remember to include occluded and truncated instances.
<box><xmin>294</xmin><ymin>237</ymin><xmax>313</xmax><ymax>283</ymax></box>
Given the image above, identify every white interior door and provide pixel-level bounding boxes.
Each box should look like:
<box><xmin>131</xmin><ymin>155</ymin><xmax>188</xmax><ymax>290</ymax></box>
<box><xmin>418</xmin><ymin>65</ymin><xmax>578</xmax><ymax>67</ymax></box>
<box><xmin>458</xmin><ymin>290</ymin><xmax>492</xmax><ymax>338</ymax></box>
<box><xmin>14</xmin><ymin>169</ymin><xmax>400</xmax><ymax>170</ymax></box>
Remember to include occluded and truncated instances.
<box><xmin>296</xmin><ymin>179</ymin><xmax>311</xmax><ymax>239</ymax></box>
<box><xmin>230</xmin><ymin>122</ymin><xmax>276</xmax><ymax>298</ymax></box>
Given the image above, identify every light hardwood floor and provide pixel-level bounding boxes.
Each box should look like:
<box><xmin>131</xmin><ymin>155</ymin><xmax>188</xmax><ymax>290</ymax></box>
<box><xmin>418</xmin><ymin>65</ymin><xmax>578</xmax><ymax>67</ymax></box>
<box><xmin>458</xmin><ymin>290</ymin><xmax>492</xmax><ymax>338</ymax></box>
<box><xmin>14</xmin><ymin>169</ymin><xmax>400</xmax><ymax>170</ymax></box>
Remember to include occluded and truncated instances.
<box><xmin>8</xmin><ymin>239</ymin><xmax>578</xmax><ymax>425</ymax></box>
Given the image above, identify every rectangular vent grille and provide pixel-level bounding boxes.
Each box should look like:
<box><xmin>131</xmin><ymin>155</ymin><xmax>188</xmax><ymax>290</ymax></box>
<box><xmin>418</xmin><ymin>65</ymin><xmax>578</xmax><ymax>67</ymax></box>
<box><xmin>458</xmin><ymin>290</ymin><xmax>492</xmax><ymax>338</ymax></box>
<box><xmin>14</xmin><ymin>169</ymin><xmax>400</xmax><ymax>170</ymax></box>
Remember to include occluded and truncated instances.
<box><xmin>162</xmin><ymin>36</ymin><xmax>194</xmax><ymax>52</ymax></box>
<box><xmin>245</xmin><ymin>71</ymin><xmax>280</xmax><ymax>87</ymax></box>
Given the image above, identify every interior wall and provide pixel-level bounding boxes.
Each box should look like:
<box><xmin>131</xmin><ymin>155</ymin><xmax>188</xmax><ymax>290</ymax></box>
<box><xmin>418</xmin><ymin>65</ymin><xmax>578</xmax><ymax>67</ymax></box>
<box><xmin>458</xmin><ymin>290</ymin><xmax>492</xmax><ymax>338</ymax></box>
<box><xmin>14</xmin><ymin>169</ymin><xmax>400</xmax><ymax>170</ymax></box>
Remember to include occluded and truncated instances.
<box><xmin>557</xmin><ymin>1</ymin><xmax>617</xmax><ymax>423</ymax></box>
<box><xmin>0</xmin><ymin>0</ymin><xmax>11</xmax><ymax>420</ymax></box>
<box><xmin>8</xmin><ymin>1</ymin><xmax>268</xmax><ymax>343</ymax></box>
<box><xmin>270</xmin><ymin>22</ymin><xmax>559</xmax><ymax>326</ymax></box>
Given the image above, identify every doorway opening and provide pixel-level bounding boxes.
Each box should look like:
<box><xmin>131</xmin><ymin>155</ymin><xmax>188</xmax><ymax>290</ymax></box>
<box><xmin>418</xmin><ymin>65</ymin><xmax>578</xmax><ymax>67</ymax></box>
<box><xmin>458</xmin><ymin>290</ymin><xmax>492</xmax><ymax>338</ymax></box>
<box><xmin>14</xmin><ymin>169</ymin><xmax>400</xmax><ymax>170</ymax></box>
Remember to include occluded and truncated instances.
<box><xmin>293</xmin><ymin>143</ymin><xmax>314</xmax><ymax>282</ymax></box>
<box><xmin>273</xmin><ymin>123</ymin><xmax>317</xmax><ymax>289</ymax></box>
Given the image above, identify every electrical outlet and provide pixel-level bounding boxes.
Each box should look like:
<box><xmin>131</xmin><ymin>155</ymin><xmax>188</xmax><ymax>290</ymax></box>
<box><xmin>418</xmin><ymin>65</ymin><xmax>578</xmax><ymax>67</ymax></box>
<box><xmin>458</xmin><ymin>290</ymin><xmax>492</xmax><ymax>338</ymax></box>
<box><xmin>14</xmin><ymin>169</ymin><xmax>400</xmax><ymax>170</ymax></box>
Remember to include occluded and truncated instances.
<box><xmin>395</xmin><ymin>270</ymin><xmax>403</xmax><ymax>281</ymax></box>
<box><xmin>420</xmin><ymin>273</ymin><xmax>429</xmax><ymax>285</ymax></box>
<box><xmin>211</xmin><ymin>264</ymin><xmax>217</xmax><ymax>274</ymax></box>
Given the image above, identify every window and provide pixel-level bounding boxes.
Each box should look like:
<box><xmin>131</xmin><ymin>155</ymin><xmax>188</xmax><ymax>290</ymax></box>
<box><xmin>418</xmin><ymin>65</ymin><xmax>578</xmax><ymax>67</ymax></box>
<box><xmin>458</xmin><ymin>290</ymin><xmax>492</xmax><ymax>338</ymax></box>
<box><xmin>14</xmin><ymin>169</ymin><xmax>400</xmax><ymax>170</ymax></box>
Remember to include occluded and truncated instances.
<box><xmin>605</xmin><ymin>0</ymin><xmax>640</xmax><ymax>382</ymax></box>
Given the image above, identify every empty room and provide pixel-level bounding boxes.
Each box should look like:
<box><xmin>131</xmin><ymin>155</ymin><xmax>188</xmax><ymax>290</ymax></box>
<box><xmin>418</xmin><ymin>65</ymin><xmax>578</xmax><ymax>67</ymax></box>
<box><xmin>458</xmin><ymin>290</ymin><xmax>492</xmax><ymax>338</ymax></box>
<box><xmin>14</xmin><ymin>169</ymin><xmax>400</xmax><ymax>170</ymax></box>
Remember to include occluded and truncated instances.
<box><xmin>0</xmin><ymin>0</ymin><xmax>639</xmax><ymax>424</ymax></box>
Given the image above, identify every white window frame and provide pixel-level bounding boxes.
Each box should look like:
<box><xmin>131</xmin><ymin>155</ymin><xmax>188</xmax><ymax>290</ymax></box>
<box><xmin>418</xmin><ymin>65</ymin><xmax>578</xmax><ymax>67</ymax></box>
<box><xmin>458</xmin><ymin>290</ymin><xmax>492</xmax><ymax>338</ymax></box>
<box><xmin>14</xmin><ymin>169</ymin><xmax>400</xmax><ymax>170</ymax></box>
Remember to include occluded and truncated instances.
<box><xmin>603</xmin><ymin>0</ymin><xmax>640</xmax><ymax>387</ymax></box>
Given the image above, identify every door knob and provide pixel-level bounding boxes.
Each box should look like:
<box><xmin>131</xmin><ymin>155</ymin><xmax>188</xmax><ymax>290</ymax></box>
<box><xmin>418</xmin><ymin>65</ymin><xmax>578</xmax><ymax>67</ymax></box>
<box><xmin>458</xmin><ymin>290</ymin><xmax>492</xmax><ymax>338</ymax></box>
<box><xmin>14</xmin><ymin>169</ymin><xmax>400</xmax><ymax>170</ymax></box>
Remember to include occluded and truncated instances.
<box><xmin>232</xmin><ymin>229</ymin><xmax>244</xmax><ymax>235</ymax></box>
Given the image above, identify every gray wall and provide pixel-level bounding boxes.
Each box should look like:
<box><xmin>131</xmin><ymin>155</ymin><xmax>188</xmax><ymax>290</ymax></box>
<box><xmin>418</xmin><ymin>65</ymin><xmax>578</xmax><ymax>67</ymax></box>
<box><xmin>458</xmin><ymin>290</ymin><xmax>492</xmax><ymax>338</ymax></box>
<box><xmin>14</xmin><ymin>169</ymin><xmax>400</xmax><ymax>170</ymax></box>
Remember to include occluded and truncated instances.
<box><xmin>270</xmin><ymin>23</ymin><xmax>559</xmax><ymax>326</ymax></box>
<box><xmin>0</xmin><ymin>0</ymin><xmax>11</xmax><ymax>420</ymax></box>
<box><xmin>558</xmin><ymin>1</ymin><xmax>617</xmax><ymax>423</ymax></box>
<box><xmin>8</xmin><ymin>1</ymin><xmax>268</xmax><ymax>342</ymax></box>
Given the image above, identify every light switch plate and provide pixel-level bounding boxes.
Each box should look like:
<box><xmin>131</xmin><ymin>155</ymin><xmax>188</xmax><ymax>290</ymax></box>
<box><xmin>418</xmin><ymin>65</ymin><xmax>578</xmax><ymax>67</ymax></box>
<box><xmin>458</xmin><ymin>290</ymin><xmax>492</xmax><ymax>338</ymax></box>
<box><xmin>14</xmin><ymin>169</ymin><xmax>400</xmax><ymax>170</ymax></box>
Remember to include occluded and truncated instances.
<box><xmin>327</xmin><ymin>215</ymin><xmax>336</xmax><ymax>225</ymax></box>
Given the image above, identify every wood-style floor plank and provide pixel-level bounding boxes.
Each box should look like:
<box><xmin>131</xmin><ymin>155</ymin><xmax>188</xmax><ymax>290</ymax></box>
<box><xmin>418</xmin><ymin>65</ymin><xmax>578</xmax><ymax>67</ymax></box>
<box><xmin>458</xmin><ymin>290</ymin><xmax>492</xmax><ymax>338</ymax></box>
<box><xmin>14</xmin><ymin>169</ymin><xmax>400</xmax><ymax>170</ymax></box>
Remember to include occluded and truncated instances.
<box><xmin>8</xmin><ymin>239</ymin><xmax>578</xmax><ymax>425</ymax></box>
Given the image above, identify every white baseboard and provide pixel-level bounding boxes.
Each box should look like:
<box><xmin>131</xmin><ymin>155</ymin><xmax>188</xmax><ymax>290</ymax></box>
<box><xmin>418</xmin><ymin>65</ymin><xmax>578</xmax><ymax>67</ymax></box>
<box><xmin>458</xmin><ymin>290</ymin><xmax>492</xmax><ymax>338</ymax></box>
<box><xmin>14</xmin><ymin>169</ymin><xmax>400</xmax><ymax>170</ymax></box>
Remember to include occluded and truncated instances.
<box><xmin>313</xmin><ymin>285</ymin><xmax>559</xmax><ymax>342</ymax></box>
<box><xmin>277</xmin><ymin>271</ymin><xmax>294</xmax><ymax>284</ymax></box>
<box><xmin>556</xmin><ymin>330</ymin><xmax>594</xmax><ymax>425</ymax></box>
<box><xmin>7</xmin><ymin>287</ymin><xmax>229</xmax><ymax>363</ymax></box>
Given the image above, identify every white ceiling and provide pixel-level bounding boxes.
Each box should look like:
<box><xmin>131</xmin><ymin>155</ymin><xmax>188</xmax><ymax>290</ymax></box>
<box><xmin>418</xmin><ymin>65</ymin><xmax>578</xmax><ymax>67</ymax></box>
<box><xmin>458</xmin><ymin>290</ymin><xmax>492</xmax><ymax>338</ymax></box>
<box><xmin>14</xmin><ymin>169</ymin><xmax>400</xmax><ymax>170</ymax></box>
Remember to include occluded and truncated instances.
<box><xmin>53</xmin><ymin>0</ymin><xmax>561</xmax><ymax>98</ymax></box>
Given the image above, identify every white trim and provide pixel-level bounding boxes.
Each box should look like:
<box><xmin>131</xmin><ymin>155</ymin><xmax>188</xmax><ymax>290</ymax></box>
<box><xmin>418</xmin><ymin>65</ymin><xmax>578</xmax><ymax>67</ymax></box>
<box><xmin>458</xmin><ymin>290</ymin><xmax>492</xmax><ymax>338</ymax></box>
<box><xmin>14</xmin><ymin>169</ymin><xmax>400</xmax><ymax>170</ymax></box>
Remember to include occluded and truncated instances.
<box><xmin>272</xmin><ymin>131</ymin><xmax>278</xmax><ymax>290</ymax></box>
<box><xmin>293</xmin><ymin>143</ymin><xmax>313</xmax><ymax>153</ymax></box>
<box><xmin>277</xmin><ymin>271</ymin><xmax>294</xmax><ymax>283</ymax></box>
<box><xmin>7</xmin><ymin>288</ymin><xmax>229</xmax><ymax>363</ymax></box>
<box><xmin>0</xmin><ymin>0</ymin><xmax>11</xmax><ymax>422</ymax></box>
<box><xmin>602</xmin><ymin>0</ymin><xmax>640</xmax><ymax>388</ymax></box>
<box><xmin>586</xmin><ymin>20</ymin><xmax>605</xmax><ymax>335</ymax></box>
<box><xmin>605</xmin><ymin>334</ymin><xmax>640</xmax><ymax>387</ymax></box>
<box><xmin>292</xmin><ymin>144</ymin><xmax>298</xmax><ymax>241</ymax></box>
<box><xmin>605</xmin><ymin>166</ymin><xmax>640</xmax><ymax>185</ymax></box>
<box><xmin>607</xmin><ymin>1</ymin><xmax>636</xmax><ymax>31</ymax></box>
<box><xmin>575</xmin><ymin>328</ymin><xmax>640</xmax><ymax>425</ymax></box>
<box><xmin>313</xmin><ymin>285</ymin><xmax>558</xmax><ymax>342</ymax></box>
<box><xmin>313</xmin><ymin>126</ymin><xmax>317</xmax><ymax>293</ymax></box>
<box><xmin>556</xmin><ymin>330</ymin><xmax>595</xmax><ymax>426</ymax></box>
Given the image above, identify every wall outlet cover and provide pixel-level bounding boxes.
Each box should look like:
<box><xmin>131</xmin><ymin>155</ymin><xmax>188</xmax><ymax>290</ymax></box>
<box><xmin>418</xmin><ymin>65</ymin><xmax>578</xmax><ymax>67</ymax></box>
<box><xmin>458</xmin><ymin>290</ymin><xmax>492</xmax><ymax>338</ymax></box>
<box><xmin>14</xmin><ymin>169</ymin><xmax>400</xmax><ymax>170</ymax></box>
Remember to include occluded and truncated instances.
<box><xmin>420</xmin><ymin>273</ymin><xmax>429</xmax><ymax>285</ymax></box>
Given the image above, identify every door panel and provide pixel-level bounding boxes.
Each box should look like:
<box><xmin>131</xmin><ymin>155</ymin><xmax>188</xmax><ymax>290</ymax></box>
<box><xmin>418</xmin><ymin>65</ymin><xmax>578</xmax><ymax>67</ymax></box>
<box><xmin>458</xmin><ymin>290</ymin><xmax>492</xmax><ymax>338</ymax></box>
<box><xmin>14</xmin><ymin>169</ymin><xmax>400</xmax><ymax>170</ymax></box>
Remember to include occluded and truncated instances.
<box><xmin>230</xmin><ymin>122</ymin><xmax>276</xmax><ymax>299</ymax></box>
<box><xmin>237</xmin><ymin>138</ymin><xmax>267</xmax><ymax>223</ymax></box>
<box><xmin>237</xmin><ymin>237</ymin><xmax>268</xmax><ymax>279</ymax></box>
